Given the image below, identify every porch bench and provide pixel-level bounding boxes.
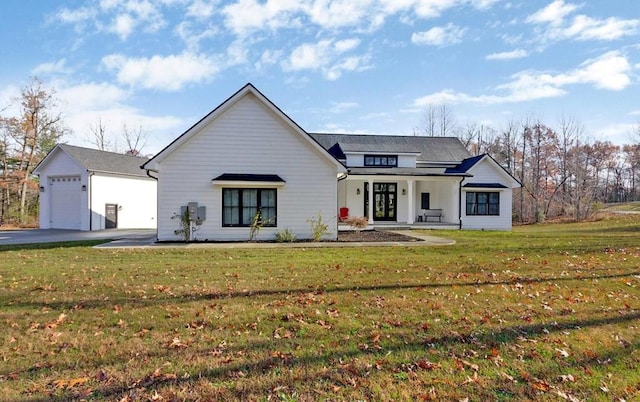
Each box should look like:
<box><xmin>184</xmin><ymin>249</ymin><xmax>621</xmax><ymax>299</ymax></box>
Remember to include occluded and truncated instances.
<box><xmin>422</xmin><ymin>209</ymin><xmax>443</xmax><ymax>222</ymax></box>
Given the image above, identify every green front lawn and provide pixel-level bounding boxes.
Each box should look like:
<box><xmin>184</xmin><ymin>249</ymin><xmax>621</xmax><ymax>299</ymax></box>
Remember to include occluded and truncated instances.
<box><xmin>1</xmin><ymin>215</ymin><xmax>639</xmax><ymax>401</ymax></box>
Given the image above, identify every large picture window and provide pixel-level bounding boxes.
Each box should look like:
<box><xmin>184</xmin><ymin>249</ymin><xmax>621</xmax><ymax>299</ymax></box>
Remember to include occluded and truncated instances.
<box><xmin>364</xmin><ymin>154</ymin><xmax>397</xmax><ymax>167</ymax></box>
<box><xmin>222</xmin><ymin>188</ymin><xmax>277</xmax><ymax>227</ymax></box>
<box><xmin>466</xmin><ymin>192</ymin><xmax>500</xmax><ymax>216</ymax></box>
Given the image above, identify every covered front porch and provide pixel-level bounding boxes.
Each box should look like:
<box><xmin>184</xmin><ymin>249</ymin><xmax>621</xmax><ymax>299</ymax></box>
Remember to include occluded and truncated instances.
<box><xmin>337</xmin><ymin>175</ymin><xmax>465</xmax><ymax>227</ymax></box>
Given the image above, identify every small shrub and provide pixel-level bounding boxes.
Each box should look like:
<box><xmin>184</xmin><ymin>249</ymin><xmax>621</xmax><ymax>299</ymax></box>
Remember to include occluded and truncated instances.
<box><xmin>275</xmin><ymin>228</ymin><xmax>297</xmax><ymax>243</ymax></box>
<box><xmin>307</xmin><ymin>211</ymin><xmax>330</xmax><ymax>242</ymax></box>
<box><xmin>249</xmin><ymin>209</ymin><xmax>275</xmax><ymax>241</ymax></box>
<box><xmin>172</xmin><ymin>209</ymin><xmax>191</xmax><ymax>241</ymax></box>
<box><xmin>343</xmin><ymin>215</ymin><xmax>368</xmax><ymax>231</ymax></box>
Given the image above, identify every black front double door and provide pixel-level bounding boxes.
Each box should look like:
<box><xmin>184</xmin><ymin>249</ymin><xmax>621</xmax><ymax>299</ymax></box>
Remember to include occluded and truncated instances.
<box><xmin>364</xmin><ymin>182</ymin><xmax>397</xmax><ymax>221</ymax></box>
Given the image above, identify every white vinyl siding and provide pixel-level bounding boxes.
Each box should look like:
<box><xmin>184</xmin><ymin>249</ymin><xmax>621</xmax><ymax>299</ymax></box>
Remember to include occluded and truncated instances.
<box><xmin>461</xmin><ymin>158</ymin><xmax>515</xmax><ymax>230</ymax></box>
<box><xmin>155</xmin><ymin>93</ymin><xmax>339</xmax><ymax>241</ymax></box>
<box><xmin>90</xmin><ymin>174</ymin><xmax>157</xmax><ymax>230</ymax></box>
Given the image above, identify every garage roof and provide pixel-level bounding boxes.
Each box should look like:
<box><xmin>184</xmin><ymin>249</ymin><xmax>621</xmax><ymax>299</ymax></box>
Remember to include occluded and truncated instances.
<box><xmin>35</xmin><ymin>144</ymin><xmax>150</xmax><ymax>177</ymax></box>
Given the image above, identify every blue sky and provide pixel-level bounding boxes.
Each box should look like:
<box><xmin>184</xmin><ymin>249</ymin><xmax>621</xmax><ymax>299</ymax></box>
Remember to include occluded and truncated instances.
<box><xmin>1</xmin><ymin>0</ymin><xmax>639</xmax><ymax>154</ymax></box>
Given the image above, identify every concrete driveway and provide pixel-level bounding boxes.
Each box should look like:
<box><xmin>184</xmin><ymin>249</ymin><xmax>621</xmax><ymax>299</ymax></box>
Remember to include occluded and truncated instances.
<box><xmin>0</xmin><ymin>229</ymin><xmax>156</xmax><ymax>246</ymax></box>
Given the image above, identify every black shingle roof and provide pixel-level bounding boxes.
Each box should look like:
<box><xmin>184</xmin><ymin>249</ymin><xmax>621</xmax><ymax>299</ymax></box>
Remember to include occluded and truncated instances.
<box><xmin>444</xmin><ymin>154</ymin><xmax>484</xmax><ymax>173</ymax></box>
<box><xmin>58</xmin><ymin>144</ymin><xmax>149</xmax><ymax>177</ymax></box>
<box><xmin>309</xmin><ymin>133</ymin><xmax>471</xmax><ymax>162</ymax></box>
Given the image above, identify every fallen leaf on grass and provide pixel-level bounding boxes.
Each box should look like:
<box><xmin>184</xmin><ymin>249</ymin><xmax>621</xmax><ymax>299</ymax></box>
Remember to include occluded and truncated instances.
<box><xmin>52</xmin><ymin>377</ymin><xmax>89</xmax><ymax>390</ymax></box>
<box><xmin>416</xmin><ymin>359</ymin><xmax>440</xmax><ymax>370</ymax></box>
<box><xmin>559</xmin><ymin>374</ymin><xmax>575</xmax><ymax>382</ymax></box>
<box><xmin>454</xmin><ymin>358</ymin><xmax>478</xmax><ymax>371</ymax></box>
<box><xmin>531</xmin><ymin>379</ymin><xmax>550</xmax><ymax>392</ymax></box>
<box><xmin>168</xmin><ymin>337</ymin><xmax>189</xmax><ymax>349</ymax></box>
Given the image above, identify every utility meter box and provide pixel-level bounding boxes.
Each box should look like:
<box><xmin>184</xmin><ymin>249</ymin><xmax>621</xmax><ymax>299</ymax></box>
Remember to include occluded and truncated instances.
<box><xmin>188</xmin><ymin>202</ymin><xmax>198</xmax><ymax>220</ymax></box>
<box><xmin>197</xmin><ymin>206</ymin><xmax>206</xmax><ymax>222</ymax></box>
<box><xmin>181</xmin><ymin>202</ymin><xmax>206</xmax><ymax>223</ymax></box>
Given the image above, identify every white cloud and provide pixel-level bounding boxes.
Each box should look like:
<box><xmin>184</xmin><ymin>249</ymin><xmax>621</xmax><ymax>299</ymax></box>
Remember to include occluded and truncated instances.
<box><xmin>56</xmin><ymin>5</ymin><xmax>98</xmax><ymax>24</ymax></box>
<box><xmin>334</xmin><ymin>38</ymin><xmax>361</xmax><ymax>52</ymax></box>
<box><xmin>594</xmin><ymin>122</ymin><xmax>638</xmax><ymax>144</ymax></box>
<box><xmin>186</xmin><ymin>0</ymin><xmax>217</xmax><ymax>19</ymax></box>
<box><xmin>526</xmin><ymin>0</ymin><xmax>639</xmax><ymax>42</ymax></box>
<box><xmin>255</xmin><ymin>49</ymin><xmax>283</xmax><ymax>70</ymax></box>
<box><xmin>0</xmin><ymin>84</ymin><xmax>21</xmax><ymax>115</ymax></box>
<box><xmin>329</xmin><ymin>101</ymin><xmax>359</xmax><ymax>113</ymax></box>
<box><xmin>411</xmin><ymin>23</ymin><xmax>466</xmax><ymax>46</ymax></box>
<box><xmin>57</xmin><ymin>0</ymin><xmax>166</xmax><ymax>40</ymax></box>
<box><xmin>222</xmin><ymin>0</ymin><xmax>303</xmax><ymax>35</ymax></box>
<box><xmin>283</xmin><ymin>38</ymin><xmax>371</xmax><ymax>80</ymax></box>
<box><xmin>175</xmin><ymin>21</ymin><xmax>220</xmax><ymax>49</ymax></box>
<box><xmin>51</xmin><ymin>80</ymin><xmax>183</xmax><ymax>153</ymax></box>
<box><xmin>413</xmin><ymin>51</ymin><xmax>632</xmax><ymax>106</ymax></box>
<box><xmin>526</xmin><ymin>0</ymin><xmax>578</xmax><ymax>25</ymax></box>
<box><xmin>31</xmin><ymin>59</ymin><xmax>71</xmax><ymax>76</ymax></box>
<box><xmin>485</xmin><ymin>48</ymin><xmax>528</xmax><ymax>60</ymax></box>
<box><xmin>566</xmin><ymin>15</ymin><xmax>640</xmax><ymax>41</ymax></box>
<box><xmin>110</xmin><ymin>13</ymin><xmax>135</xmax><ymax>39</ymax></box>
<box><xmin>306</xmin><ymin>0</ymin><xmax>373</xmax><ymax>29</ymax></box>
<box><xmin>102</xmin><ymin>52</ymin><xmax>221</xmax><ymax>90</ymax></box>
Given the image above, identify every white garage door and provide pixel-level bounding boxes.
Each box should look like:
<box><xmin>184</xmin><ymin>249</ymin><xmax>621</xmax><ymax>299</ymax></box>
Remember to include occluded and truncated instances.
<box><xmin>49</xmin><ymin>176</ymin><xmax>82</xmax><ymax>229</ymax></box>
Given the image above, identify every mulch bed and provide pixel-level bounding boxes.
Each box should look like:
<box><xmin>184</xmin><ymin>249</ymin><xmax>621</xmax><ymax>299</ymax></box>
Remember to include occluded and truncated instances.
<box><xmin>337</xmin><ymin>229</ymin><xmax>420</xmax><ymax>242</ymax></box>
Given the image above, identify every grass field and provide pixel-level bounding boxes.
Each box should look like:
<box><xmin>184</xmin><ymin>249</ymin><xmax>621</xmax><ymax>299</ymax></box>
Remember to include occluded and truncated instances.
<box><xmin>1</xmin><ymin>214</ymin><xmax>639</xmax><ymax>401</ymax></box>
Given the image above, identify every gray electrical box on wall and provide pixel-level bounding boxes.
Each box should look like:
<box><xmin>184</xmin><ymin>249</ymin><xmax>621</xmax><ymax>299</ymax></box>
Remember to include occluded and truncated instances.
<box><xmin>182</xmin><ymin>202</ymin><xmax>206</xmax><ymax>223</ymax></box>
<box><xmin>197</xmin><ymin>206</ymin><xmax>206</xmax><ymax>222</ymax></box>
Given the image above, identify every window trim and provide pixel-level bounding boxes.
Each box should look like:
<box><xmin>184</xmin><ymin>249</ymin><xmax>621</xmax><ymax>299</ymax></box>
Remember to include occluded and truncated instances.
<box><xmin>222</xmin><ymin>188</ymin><xmax>277</xmax><ymax>227</ymax></box>
<box><xmin>465</xmin><ymin>191</ymin><xmax>500</xmax><ymax>216</ymax></box>
<box><xmin>364</xmin><ymin>154</ymin><xmax>398</xmax><ymax>167</ymax></box>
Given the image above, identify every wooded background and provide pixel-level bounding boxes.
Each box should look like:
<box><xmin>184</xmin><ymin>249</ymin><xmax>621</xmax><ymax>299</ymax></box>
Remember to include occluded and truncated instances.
<box><xmin>1</xmin><ymin>78</ymin><xmax>639</xmax><ymax>227</ymax></box>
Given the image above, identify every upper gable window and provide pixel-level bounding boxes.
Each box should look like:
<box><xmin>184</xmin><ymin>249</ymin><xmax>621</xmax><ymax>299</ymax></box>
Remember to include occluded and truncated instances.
<box><xmin>364</xmin><ymin>155</ymin><xmax>398</xmax><ymax>167</ymax></box>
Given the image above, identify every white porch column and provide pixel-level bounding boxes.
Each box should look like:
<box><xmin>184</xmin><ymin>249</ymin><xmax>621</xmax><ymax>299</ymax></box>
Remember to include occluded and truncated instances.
<box><xmin>367</xmin><ymin>179</ymin><xmax>374</xmax><ymax>224</ymax></box>
<box><xmin>407</xmin><ymin>179</ymin><xmax>414</xmax><ymax>224</ymax></box>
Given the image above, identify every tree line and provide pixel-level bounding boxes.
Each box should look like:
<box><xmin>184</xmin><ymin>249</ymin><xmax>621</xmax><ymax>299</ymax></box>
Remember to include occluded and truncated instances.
<box><xmin>1</xmin><ymin>77</ymin><xmax>638</xmax><ymax>227</ymax></box>
<box><xmin>418</xmin><ymin>105</ymin><xmax>640</xmax><ymax>223</ymax></box>
<box><xmin>0</xmin><ymin>78</ymin><xmax>147</xmax><ymax>226</ymax></box>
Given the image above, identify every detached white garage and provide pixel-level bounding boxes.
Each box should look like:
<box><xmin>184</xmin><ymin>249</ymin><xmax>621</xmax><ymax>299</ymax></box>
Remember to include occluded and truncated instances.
<box><xmin>33</xmin><ymin>144</ymin><xmax>157</xmax><ymax>230</ymax></box>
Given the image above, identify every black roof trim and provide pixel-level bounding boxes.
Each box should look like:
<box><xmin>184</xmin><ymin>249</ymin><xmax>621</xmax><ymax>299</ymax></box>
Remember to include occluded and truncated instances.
<box><xmin>213</xmin><ymin>173</ymin><xmax>285</xmax><ymax>182</ymax></box>
<box><xmin>463</xmin><ymin>183</ymin><xmax>508</xmax><ymax>189</ymax></box>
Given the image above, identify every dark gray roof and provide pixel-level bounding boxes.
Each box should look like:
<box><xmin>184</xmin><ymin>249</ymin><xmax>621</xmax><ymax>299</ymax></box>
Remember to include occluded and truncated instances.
<box><xmin>347</xmin><ymin>167</ymin><xmax>471</xmax><ymax>176</ymax></box>
<box><xmin>309</xmin><ymin>133</ymin><xmax>471</xmax><ymax>162</ymax></box>
<box><xmin>58</xmin><ymin>144</ymin><xmax>149</xmax><ymax>177</ymax></box>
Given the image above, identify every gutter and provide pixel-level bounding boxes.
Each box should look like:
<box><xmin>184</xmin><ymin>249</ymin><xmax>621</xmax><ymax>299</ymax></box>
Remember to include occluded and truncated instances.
<box><xmin>458</xmin><ymin>176</ymin><xmax>465</xmax><ymax>230</ymax></box>
<box><xmin>88</xmin><ymin>172</ymin><xmax>94</xmax><ymax>231</ymax></box>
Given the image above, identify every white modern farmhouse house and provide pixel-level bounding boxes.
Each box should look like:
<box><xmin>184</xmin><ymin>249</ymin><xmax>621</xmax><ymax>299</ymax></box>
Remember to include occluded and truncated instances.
<box><xmin>142</xmin><ymin>83</ymin><xmax>347</xmax><ymax>241</ymax></box>
<box><xmin>142</xmin><ymin>83</ymin><xmax>520</xmax><ymax>242</ymax></box>
<box><xmin>311</xmin><ymin>134</ymin><xmax>520</xmax><ymax>231</ymax></box>
<box><xmin>33</xmin><ymin>144</ymin><xmax>157</xmax><ymax>230</ymax></box>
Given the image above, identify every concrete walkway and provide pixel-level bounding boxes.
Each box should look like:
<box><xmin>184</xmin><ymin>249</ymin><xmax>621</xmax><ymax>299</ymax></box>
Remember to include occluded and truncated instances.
<box><xmin>94</xmin><ymin>229</ymin><xmax>455</xmax><ymax>249</ymax></box>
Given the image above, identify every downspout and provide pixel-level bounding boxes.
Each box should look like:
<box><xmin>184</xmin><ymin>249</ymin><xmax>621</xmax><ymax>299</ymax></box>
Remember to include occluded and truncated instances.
<box><xmin>144</xmin><ymin>168</ymin><xmax>159</xmax><ymax>242</ymax></box>
<box><xmin>88</xmin><ymin>172</ymin><xmax>94</xmax><ymax>231</ymax></box>
<box><xmin>337</xmin><ymin>171</ymin><xmax>348</xmax><ymax>236</ymax></box>
<box><xmin>458</xmin><ymin>176</ymin><xmax>465</xmax><ymax>230</ymax></box>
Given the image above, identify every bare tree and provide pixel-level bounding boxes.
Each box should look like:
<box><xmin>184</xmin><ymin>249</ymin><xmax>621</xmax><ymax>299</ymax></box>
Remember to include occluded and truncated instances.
<box><xmin>418</xmin><ymin>104</ymin><xmax>456</xmax><ymax>137</ymax></box>
<box><xmin>0</xmin><ymin>77</ymin><xmax>66</xmax><ymax>223</ymax></box>
<box><xmin>122</xmin><ymin>123</ymin><xmax>148</xmax><ymax>156</ymax></box>
<box><xmin>89</xmin><ymin>117</ymin><xmax>113</xmax><ymax>151</ymax></box>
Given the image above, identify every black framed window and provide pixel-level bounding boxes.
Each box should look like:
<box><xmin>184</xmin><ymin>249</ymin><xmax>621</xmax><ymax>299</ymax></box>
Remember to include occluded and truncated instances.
<box><xmin>364</xmin><ymin>154</ymin><xmax>397</xmax><ymax>167</ymax></box>
<box><xmin>222</xmin><ymin>188</ymin><xmax>276</xmax><ymax>227</ymax></box>
<box><xmin>466</xmin><ymin>192</ymin><xmax>500</xmax><ymax>216</ymax></box>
